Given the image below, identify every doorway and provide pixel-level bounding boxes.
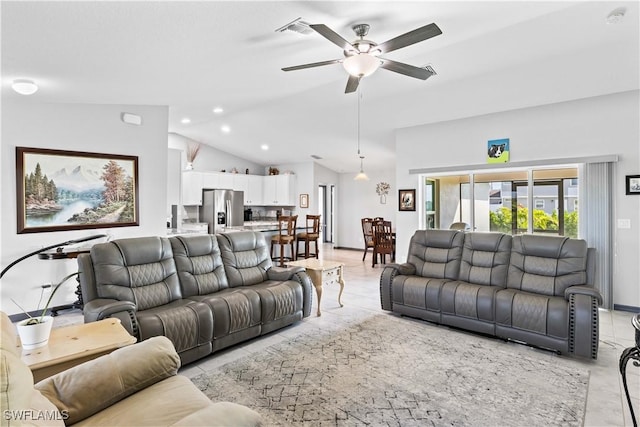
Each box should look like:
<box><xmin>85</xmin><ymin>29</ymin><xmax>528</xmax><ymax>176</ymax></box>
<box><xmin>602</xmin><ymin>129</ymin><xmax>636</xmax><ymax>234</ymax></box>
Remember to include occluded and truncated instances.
<box><xmin>318</xmin><ymin>185</ymin><xmax>334</xmax><ymax>243</ymax></box>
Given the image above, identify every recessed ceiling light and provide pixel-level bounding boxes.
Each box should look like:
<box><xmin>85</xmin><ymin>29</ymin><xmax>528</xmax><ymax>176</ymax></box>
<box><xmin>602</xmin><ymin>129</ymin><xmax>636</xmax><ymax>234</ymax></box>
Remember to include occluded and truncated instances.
<box><xmin>213</xmin><ymin>107</ymin><xmax>224</xmax><ymax>114</ymax></box>
<box><xmin>221</xmin><ymin>125</ymin><xmax>231</xmax><ymax>133</ymax></box>
<box><xmin>261</xmin><ymin>144</ymin><xmax>269</xmax><ymax>150</ymax></box>
<box><xmin>606</xmin><ymin>7</ymin><xmax>626</xmax><ymax>24</ymax></box>
<box><xmin>181</xmin><ymin>118</ymin><xmax>191</xmax><ymax>124</ymax></box>
<box><xmin>12</xmin><ymin>79</ymin><xmax>38</xmax><ymax>95</ymax></box>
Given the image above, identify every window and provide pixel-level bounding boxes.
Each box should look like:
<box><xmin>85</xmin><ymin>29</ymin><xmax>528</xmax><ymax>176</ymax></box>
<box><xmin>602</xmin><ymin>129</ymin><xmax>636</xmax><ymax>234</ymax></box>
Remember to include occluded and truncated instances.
<box><xmin>424</xmin><ymin>167</ymin><xmax>578</xmax><ymax>237</ymax></box>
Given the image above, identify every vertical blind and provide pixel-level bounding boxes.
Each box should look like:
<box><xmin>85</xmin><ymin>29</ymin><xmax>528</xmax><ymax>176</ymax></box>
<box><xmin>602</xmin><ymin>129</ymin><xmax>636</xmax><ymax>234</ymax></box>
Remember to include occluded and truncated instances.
<box><xmin>581</xmin><ymin>162</ymin><xmax>614</xmax><ymax>309</ymax></box>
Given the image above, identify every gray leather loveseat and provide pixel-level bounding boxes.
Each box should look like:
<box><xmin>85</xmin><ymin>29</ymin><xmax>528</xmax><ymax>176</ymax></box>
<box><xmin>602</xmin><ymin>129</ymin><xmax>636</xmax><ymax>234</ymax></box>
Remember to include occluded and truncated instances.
<box><xmin>380</xmin><ymin>230</ymin><xmax>602</xmax><ymax>359</ymax></box>
<box><xmin>78</xmin><ymin>231</ymin><xmax>313</xmax><ymax>365</ymax></box>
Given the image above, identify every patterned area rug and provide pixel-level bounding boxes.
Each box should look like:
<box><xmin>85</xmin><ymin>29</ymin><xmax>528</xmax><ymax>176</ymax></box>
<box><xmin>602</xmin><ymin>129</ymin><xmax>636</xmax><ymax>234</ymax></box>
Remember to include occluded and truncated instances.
<box><xmin>191</xmin><ymin>314</ymin><xmax>589</xmax><ymax>426</ymax></box>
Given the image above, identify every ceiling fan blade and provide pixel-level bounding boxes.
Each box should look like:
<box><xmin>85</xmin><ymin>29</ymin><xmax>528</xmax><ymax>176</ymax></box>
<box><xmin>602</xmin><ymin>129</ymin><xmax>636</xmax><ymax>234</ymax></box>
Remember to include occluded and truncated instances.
<box><xmin>282</xmin><ymin>59</ymin><xmax>342</xmax><ymax>72</ymax></box>
<box><xmin>309</xmin><ymin>24</ymin><xmax>354</xmax><ymax>51</ymax></box>
<box><xmin>345</xmin><ymin>75</ymin><xmax>360</xmax><ymax>93</ymax></box>
<box><xmin>377</xmin><ymin>23</ymin><xmax>442</xmax><ymax>54</ymax></box>
<box><xmin>380</xmin><ymin>58</ymin><xmax>435</xmax><ymax>80</ymax></box>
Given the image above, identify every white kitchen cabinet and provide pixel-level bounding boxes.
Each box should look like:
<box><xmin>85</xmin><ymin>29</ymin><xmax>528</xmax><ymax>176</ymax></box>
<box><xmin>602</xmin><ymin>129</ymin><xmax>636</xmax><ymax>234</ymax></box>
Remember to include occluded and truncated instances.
<box><xmin>245</xmin><ymin>175</ymin><xmax>263</xmax><ymax>205</ymax></box>
<box><xmin>217</xmin><ymin>173</ymin><xmax>234</xmax><ymax>189</ymax></box>
<box><xmin>181</xmin><ymin>171</ymin><xmax>203</xmax><ymax>205</ymax></box>
<box><xmin>263</xmin><ymin>175</ymin><xmax>295</xmax><ymax>205</ymax></box>
<box><xmin>201</xmin><ymin>172</ymin><xmax>220</xmax><ymax>190</ymax></box>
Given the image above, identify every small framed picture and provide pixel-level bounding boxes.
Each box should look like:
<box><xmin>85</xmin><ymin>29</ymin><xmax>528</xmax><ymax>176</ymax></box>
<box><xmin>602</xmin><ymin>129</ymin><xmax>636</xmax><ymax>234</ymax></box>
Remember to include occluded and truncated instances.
<box><xmin>625</xmin><ymin>175</ymin><xmax>640</xmax><ymax>195</ymax></box>
<box><xmin>299</xmin><ymin>193</ymin><xmax>309</xmax><ymax>208</ymax></box>
<box><xmin>398</xmin><ymin>189</ymin><xmax>416</xmax><ymax>211</ymax></box>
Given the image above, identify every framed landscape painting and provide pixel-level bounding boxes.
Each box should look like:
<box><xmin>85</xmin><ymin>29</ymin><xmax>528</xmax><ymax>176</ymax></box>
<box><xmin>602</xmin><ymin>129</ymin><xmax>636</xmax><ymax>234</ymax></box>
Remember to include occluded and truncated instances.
<box><xmin>16</xmin><ymin>147</ymin><xmax>139</xmax><ymax>233</ymax></box>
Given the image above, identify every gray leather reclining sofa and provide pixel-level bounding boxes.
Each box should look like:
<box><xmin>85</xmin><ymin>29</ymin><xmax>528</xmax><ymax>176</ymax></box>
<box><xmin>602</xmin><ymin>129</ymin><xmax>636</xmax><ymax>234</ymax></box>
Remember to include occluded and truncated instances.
<box><xmin>380</xmin><ymin>230</ymin><xmax>603</xmax><ymax>359</ymax></box>
<box><xmin>78</xmin><ymin>231</ymin><xmax>313</xmax><ymax>365</ymax></box>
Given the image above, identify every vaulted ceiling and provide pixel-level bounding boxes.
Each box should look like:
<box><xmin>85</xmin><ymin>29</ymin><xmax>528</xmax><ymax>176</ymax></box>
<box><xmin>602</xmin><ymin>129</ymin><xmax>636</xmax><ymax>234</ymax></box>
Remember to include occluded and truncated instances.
<box><xmin>2</xmin><ymin>1</ymin><xmax>638</xmax><ymax>173</ymax></box>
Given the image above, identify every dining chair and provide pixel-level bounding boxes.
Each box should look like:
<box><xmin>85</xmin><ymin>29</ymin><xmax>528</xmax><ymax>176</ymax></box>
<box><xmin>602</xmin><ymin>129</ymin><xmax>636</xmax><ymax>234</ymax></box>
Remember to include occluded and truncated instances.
<box><xmin>372</xmin><ymin>220</ymin><xmax>395</xmax><ymax>267</ymax></box>
<box><xmin>296</xmin><ymin>214</ymin><xmax>321</xmax><ymax>259</ymax></box>
<box><xmin>270</xmin><ymin>215</ymin><xmax>298</xmax><ymax>267</ymax></box>
<box><xmin>361</xmin><ymin>218</ymin><xmax>375</xmax><ymax>262</ymax></box>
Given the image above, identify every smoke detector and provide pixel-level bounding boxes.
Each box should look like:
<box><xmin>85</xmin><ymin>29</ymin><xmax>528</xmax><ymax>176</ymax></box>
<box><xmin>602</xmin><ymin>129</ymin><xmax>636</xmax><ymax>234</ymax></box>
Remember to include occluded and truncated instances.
<box><xmin>275</xmin><ymin>17</ymin><xmax>313</xmax><ymax>35</ymax></box>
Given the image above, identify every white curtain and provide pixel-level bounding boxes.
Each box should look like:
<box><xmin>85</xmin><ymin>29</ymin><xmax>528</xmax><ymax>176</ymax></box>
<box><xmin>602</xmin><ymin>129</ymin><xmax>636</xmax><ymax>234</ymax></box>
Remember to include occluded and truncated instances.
<box><xmin>580</xmin><ymin>162</ymin><xmax>614</xmax><ymax>309</ymax></box>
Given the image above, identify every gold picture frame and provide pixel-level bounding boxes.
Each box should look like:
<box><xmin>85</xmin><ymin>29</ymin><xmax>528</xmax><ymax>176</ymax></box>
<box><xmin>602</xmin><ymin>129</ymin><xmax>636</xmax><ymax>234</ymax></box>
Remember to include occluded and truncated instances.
<box><xmin>299</xmin><ymin>193</ymin><xmax>309</xmax><ymax>208</ymax></box>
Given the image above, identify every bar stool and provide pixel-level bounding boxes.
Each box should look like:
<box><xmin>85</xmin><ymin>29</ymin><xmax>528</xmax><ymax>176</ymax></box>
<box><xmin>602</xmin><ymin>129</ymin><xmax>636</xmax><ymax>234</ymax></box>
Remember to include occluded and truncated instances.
<box><xmin>296</xmin><ymin>215</ymin><xmax>321</xmax><ymax>259</ymax></box>
<box><xmin>270</xmin><ymin>215</ymin><xmax>297</xmax><ymax>267</ymax></box>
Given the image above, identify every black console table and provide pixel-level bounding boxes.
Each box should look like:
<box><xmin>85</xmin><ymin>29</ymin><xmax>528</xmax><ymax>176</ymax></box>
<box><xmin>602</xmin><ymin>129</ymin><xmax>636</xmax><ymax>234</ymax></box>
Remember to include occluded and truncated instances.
<box><xmin>0</xmin><ymin>234</ymin><xmax>106</xmax><ymax>318</ymax></box>
<box><xmin>619</xmin><ymin>313</ymin><xmax>640</xmax><ymax>427</ymax></box>
<box><xmin>38</xmin><ymin>248</ymin><xmax>90</xmax><ymax>316</ymax></box>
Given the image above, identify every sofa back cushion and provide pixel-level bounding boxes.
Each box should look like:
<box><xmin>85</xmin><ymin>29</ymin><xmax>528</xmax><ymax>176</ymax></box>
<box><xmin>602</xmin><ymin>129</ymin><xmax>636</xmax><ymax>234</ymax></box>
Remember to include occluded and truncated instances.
<box><xmin>1</xmin><ymin>312</ymin><xmax>66</xmax><ymax>427</ymax></box>
<box><xmin>458</xmin><ymin>232</ymin><xmax>512</xmax><ymax>286</ymax></box>
<box><xmin>170</xmin><ymin>235</ymin><xmax>229</xmax><ymax>297</ymax></box>
<box><xmin>407</xmin><ymin>230</ymin><xmax>464</xmax><ymax>280</ymax></box>
<box><xmin>91</xmin><ymin>237</ymin><xmax>182</xmax><ymax>310</ymax></box>
<box><xmin>217</xmin><ymin>231</ymin><xmax>271</xmax><ymax>287</ymax></box>
<box><xmin>507</xmin><ymin>234</ymin><xmax>588</xmax><ymax>296</ymax></box>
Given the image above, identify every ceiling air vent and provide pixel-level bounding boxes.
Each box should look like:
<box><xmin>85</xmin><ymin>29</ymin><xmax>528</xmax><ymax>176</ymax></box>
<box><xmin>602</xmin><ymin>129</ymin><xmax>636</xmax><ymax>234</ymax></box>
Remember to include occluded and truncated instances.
<box><xmin>275</xmin><ymin>18</ymin><xmax>313</xmax><ymax>35</ymax></box>
<box><xmin>311</xmin><ymin>155</ymin><xmax>322</xmax><ymax>160</ymax></box>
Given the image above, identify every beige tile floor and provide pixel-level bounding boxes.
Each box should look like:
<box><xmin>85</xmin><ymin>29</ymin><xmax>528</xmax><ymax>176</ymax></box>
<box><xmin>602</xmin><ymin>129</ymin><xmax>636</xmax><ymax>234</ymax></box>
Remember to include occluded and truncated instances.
<box><xmin>51</xmin><ymin>244</ymin><xmax>639</xmax><ymax>426</ymax></box>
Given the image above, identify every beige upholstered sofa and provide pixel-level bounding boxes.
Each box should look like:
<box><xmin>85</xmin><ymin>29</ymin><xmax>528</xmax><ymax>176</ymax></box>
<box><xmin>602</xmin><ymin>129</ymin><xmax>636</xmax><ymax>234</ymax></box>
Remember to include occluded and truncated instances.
<box><xmin>381</xmin><ymin>230</ymin><xmax>603</xmax><ymax>359</ymax></box>
<box><xmin>78</xmin><ymin>231</ymin><xmax>313</xmax><ymax>365</ymax></box>
<box><xmin>0</xmin><ymin>311</ymin><xmax>262</xmax><ymax>426</ymax></box>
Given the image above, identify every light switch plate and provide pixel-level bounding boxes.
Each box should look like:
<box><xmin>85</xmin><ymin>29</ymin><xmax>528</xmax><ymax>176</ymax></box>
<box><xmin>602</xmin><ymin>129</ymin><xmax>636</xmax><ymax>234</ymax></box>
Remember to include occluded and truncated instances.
<box><xmin>617</xmin><ymin>219</ymin><xmax>631</xmax><ymax>229</ymax></box>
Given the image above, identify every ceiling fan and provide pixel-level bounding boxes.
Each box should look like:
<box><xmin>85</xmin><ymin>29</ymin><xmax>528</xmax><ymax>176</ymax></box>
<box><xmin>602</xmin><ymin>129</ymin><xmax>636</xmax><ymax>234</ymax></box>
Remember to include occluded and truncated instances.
<box><xmin>282</xmin><ymin>22</ymin><xmax>442</xmax><ymax>93</ymax></box>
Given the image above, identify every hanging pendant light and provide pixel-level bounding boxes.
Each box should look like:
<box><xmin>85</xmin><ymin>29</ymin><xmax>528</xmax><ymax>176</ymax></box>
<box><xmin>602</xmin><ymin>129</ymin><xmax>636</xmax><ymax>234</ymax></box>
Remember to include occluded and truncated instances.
<box><xmin>354</xmin><ymin>85</ymin><xmax>369</xmax><ymax>181</ymax></box>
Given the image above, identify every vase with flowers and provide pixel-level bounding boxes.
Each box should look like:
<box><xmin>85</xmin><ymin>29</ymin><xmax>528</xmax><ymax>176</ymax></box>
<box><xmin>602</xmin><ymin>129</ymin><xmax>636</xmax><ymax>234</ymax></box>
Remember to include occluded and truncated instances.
<box><xmin>185</xmin><ymin>142</ymin><xmax>201</xmax><ymax>170</ymax></box>
<box><xmin>376</xmin><ymin>182</ymin><xmax>390</xmax><ymax>204</ymax></box>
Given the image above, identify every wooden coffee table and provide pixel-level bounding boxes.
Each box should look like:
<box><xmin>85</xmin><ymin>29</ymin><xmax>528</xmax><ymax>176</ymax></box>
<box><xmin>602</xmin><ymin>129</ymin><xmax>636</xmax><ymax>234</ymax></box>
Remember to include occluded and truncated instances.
<box><xmin>20</xmin><ymin>318</ymin><xmax>136</xmax><ymax>382</ymax></box>
<box><xmin>287</xmin><ymin>259</ymin><xmax>345</xmax><ymax>316</ymax></box>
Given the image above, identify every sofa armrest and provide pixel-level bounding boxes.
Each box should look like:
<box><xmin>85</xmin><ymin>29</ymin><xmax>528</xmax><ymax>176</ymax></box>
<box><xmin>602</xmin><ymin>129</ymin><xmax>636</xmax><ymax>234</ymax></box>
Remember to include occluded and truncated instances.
<box><xmin>35</xmin><ymin>336</ymin><xmax>179</xmax><ymax>425</ymax></box>
<box><xmin>380</xmin><ymin>263</ymin><xmax>416</xmax><ymax>311</ymax></box>
<box><xmin>565</xmin><ymin>285</ymin><xmax>603</xmax><ymax>305</ymax></box>
<box><xmin>566</xmin><ymin>286</ymin><xmax>602</xmax><ymax>359</ymax></box>
<box><xmin>267</xmin><ymin>266</ymin><xmax>305</xmax><ymax>281</ymax></box>
<box><xmin>83</xmin><ymin>299</ymin><xmax>137</xmax><ymax>336</ymax></box>
<box><xmin>385</xmin><ymin>263</ymin><xmax>416</xmax><ymax>276</ymax></box>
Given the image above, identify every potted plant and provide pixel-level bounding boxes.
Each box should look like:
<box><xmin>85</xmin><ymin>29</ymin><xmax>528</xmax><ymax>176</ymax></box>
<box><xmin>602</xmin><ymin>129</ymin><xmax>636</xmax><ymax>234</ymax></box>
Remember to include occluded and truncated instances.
<box><xmin>13</xmin><ymin>272</ymin><xmax>79</xmax><ymax>349</ymax></box>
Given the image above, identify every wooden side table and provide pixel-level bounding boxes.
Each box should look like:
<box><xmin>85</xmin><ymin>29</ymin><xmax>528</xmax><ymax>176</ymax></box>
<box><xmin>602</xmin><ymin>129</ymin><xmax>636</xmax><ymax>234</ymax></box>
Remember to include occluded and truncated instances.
<box><xmin>287</xmin><ymin>259</ymin><xmax>345</xmax><ymax>317</ymax></box>
<box><xmin>19</xmin><ymin>318</ymin><xmax>136</xmax><ymax>382</ymax></box>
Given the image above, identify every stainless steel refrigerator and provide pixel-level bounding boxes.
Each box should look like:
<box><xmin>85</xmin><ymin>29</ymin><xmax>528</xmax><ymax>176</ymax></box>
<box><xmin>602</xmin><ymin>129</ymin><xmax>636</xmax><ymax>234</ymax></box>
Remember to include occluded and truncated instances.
<box><xmin>200</xmin><ymin>189</ymin><xmax>244</xmax><ymax>234</ymax></box>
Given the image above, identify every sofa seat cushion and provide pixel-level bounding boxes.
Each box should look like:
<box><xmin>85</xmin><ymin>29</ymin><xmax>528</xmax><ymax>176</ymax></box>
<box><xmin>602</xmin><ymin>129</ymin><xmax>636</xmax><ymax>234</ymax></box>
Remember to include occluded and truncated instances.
<box><xmin>495</xmin><ymin>289</ymin><xmax>568</xmax><ymax>339</ymax></box>
<box><xmin>251</xmin><ymin>280</ymin><xmax>304</xmax><ymax>323</ymax></box>
<box><xmin>72</xmin><ymin>375</ymin><xmax>261</xmax><ymax>427</ymax></box>
<box><xmin>136</xmin><ymin>300</ymin><xmax>213</xmax><ymax>353</ymax></box>
<box><xmin>391</xmin><ymin>276</ymin><xmax>452</xmax><ymax>312</ymax></box>
<box><xmin>189</xmin><ymin>288</ymin><xmax>261</xmax><ymax>340</ymax></box>
<box><xmin>441</xmin><ymin>281</ymin><xmax>501</xmax><ymax>322</ymax></box>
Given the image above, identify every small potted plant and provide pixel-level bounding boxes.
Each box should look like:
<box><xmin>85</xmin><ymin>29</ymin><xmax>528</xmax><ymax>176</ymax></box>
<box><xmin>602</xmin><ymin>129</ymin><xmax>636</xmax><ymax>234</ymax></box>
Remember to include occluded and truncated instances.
<box><xmin>13</xmin><ymin>272</ymin><xmax>79</xmax><ymax>349</ymax></box>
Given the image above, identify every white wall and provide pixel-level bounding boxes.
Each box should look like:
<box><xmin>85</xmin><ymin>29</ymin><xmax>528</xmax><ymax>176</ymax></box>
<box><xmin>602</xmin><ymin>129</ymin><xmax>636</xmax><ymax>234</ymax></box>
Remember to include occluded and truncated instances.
<box><xmin>337</xmin><ymin>167</ymin><xmax>397</xmax><ymax>250</ymax></box>
<box><xmin>1</xmin><ymin>102</ymin><xmax>169</xmax><ymax>315</ymax></box>
<box><xmin>395</xmin><ymin>90</ymin><xmax>640</xmax><ymax>308</ymax></box>
<box><xmin>168</xmin><ymin>132</ymin><xmax>263</xmax><ymax>175</ymax></box>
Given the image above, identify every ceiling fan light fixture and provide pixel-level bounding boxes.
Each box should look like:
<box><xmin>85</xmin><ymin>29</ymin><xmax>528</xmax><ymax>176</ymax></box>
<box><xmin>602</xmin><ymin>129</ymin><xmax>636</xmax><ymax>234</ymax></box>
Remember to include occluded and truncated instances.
<box><xmin>343</xmin><ymin>53</ymin><xmax>381</xmax><ymax>77</ymax></box>
<box><xmin>12</xmin><ymin>79</ymin><xmax>38</xmax><ymax>95</ymax></box>
<box><xmin>354</xmin><ymin>156</ymin><xmax>369</xmax><ymax>181</ymax></box>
